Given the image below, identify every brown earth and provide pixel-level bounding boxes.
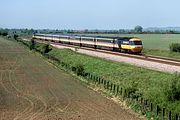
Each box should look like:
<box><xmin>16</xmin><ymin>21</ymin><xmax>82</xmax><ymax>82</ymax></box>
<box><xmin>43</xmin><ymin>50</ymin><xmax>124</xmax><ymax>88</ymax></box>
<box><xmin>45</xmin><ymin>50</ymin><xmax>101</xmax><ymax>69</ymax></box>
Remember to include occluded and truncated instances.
<box><xmin>0</xmin><ymin>38</ymin><xmax>143</xmax><ymax>120</ymax></box>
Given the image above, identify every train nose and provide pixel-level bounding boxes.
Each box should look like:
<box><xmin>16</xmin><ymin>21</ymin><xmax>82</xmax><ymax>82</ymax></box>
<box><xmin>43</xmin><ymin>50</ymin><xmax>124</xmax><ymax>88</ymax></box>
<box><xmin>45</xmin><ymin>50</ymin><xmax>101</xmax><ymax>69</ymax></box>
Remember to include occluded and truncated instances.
<box><xmin>131</xmin><ymin>46</ymin><xmax>143</xmax><ymax>52</ymax></box>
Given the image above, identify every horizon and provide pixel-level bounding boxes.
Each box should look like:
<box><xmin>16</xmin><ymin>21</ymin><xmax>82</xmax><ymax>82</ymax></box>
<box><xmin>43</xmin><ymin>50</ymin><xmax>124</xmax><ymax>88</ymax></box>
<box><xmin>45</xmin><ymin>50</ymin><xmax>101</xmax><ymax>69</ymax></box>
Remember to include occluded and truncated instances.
<box><xmin>1</xmin><ymin>0</ymin><xmax>180</xmax><ymax>29</ymax></box>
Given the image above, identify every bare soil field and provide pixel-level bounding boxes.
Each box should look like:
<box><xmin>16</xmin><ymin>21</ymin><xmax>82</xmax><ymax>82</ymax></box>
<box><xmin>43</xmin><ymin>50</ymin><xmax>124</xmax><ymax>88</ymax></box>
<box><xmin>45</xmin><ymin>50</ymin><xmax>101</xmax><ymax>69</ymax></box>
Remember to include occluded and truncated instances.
<box><xmin>0</xmin><ymin>38</ymin><xmax>142</xmax><ymax>120</ymax></box>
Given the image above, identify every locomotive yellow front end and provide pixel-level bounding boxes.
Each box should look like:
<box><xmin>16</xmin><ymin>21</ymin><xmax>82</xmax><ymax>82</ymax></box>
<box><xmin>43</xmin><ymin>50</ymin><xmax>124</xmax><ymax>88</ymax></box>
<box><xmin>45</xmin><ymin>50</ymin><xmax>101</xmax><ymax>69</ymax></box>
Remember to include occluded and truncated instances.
<box><xmin>129</xmin><ymin>38</ymin><xmax>143</xmax><ymax>53</ymax></box>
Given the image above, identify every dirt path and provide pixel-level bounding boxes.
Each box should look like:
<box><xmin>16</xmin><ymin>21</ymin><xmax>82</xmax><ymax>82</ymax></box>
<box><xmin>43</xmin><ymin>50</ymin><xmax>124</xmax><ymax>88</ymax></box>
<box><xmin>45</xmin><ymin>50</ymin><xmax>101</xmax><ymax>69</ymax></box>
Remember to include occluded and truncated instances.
<box><xmin>0</xmin><ymin>38</ymin><xmax>143</xmax><ymax>120</ymax></box>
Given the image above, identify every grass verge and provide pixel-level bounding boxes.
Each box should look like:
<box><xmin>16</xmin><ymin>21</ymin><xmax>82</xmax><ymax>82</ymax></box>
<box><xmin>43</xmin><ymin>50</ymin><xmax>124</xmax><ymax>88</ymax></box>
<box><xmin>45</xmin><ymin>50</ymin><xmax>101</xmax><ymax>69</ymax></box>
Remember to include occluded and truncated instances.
<box><xmin>142</xmin><ymin>49</ymin><xmax>180</xmax><ymax>60</ymax></box>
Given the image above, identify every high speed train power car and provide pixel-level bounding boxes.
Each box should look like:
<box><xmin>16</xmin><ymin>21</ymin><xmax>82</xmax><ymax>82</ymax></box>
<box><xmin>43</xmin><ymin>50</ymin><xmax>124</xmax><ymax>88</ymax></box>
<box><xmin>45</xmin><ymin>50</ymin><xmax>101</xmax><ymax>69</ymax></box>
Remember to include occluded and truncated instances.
<box><xmin>32</xmin><ymin>34</ymin><xmax>143</xmax><ymax>53</ymax></box>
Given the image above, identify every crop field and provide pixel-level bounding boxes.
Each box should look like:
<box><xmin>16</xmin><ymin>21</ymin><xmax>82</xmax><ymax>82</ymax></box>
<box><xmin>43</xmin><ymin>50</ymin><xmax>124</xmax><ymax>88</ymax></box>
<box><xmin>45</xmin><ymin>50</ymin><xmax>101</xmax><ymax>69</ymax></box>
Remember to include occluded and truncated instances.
<box><xmin>0</xmin><ymin>37</ymin><xmax>141</xmax><ymax>120</ymax></box>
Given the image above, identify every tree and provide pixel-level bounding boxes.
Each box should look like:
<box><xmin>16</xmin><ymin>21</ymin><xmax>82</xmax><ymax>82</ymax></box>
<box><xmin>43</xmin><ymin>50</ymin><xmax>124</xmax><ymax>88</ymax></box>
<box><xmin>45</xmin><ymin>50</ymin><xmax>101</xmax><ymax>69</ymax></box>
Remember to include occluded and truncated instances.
<box><xmin>42</xmin><ymin>44</ymin><xmax>52</xmax><ymax>54</ymax></box>
<box><xmin>13</xmin><ymin>34</ymin><xmax>19</xmax><ymax>40</ymax></box>
<box><xmin>30</xmin><ymin>39</ymin><xmax>35</xmax><ymax>50</ymax></box>
<box><xmin>134</xmin><ymin>25</ymin><xmax>143</xmax><ymax>33</ymax></box>
<box><xmin>2</xmin><ymin>32</ymin><xmax>8</xmax><ymax>36</ymax></box>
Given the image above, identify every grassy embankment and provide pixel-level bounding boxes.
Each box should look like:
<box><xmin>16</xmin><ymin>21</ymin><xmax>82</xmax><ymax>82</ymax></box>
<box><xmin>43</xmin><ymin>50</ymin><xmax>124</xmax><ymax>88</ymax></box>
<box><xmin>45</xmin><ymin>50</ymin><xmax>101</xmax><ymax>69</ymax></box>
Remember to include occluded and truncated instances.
<box><xmin>29</xmin><ymin>40</ymin><xmax>180</xmax><ymax>115</ymax></box>
<box><xmin>75</xmin><ymin>34</ymin><xmax>180</xmax><ymax>59</ymax></box>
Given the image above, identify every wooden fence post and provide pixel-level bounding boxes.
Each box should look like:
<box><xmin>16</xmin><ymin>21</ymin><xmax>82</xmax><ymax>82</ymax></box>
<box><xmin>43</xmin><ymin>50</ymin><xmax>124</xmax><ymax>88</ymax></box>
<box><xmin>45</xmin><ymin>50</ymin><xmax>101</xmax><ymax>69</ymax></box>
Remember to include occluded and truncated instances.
<box><xmin>150</xmin><ymin>103</ymin><xmax>153</xmax><ymax>112</ymax></box>
<box><xmin>156</xmin><ymin>105</ymin><xmax>159</xmax><ymax>117</ymax></box>
<box><xmin>107</xmin><ymin>81</ymin><xmax>109</xmax><ymax>90</ymax></box>
<box><xmin>113</xmin><ymin>84</ymin><xmax>116</xmax><ymax>93</ymax></box>
<box><xmin>162</xmin><ymin>108</ymin><xmax>165</xmax><ymax>120</ymax></box>
<box><xmin>90</xmin><ymin>74</ymin><xmax>93</xmax><ymax>80</ymax></box>
<box><xmin>175</xmin><ymin>114</ymin><xmax>178</xmax><ymax>120</ymax></box>
<box><xmin>104</xmin><ymin>80</ymin><xmax>106</xmax><ymax>89</ymax></box>
<box><xmin>101</xmin><ymin>78</ymin><xmax>104</xmax><ymax>84</ymax></box>
<box><xmin>120</xmin><ymin>88</ymin><xmax>123</xmax><ymax>95</ymax></box>
<box><xmin>116</xmin><ymin>85</ymin><xmax>119</xmax><ymax>95</ymax></box>
<box><xmin>140</xmin><ymin>97</ymin><xmax>143</xmax><ymax>104</ymax></box>
<box><xmin>169</xmin><ymin>111</ymin><xmax>172</xmax><ymax>120</ymax></box>
<box><xmin>124</xmin><ymin>89</ymin><xmax>127</xmax><ymax>98</ymax></box>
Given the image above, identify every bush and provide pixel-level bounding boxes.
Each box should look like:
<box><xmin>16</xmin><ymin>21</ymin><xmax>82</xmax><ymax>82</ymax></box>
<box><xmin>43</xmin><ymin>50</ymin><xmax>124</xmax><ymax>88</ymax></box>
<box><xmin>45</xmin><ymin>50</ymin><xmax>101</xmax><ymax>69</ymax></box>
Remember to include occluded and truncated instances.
<box><xmin>169</xmin><ymin>43</ymin><xmax>180</xmax><ymax>52</ymax></box>
<box><xmin>42</xmin><ymin>44</ymin><xmax>52</xmax><ymax>54</ymax></box>
<box><xmin>13</xmin><ymin>34</ymin><xmax>19</xmax><ymax>40</ymax></box>
<box><xmin>73</xmin><ymin>63</ymin><xmax>85</xmax><ymax>76</ymax></box>
<box><xmin>29</xmin><ymin>39</ymin><xmax>35</xmax><ymax>50</ymax></box>
<box><xmin>165</xmin><ymin>73</ymin><xmax>180</xmax><ymax>101</ymax></box>
<box><xmin>2</xmin><ymin>32</ymin><xmax>8</xmax><ymax>36</ymax></box>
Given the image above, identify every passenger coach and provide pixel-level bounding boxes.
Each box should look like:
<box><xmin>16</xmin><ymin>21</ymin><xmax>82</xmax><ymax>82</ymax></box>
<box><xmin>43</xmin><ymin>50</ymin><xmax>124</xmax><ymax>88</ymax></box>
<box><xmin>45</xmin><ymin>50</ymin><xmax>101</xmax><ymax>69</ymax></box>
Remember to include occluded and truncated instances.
<box><xmin>32</xmin><ymin>34</ymin><xmax>143</xmax><ymax>53</ymax></box>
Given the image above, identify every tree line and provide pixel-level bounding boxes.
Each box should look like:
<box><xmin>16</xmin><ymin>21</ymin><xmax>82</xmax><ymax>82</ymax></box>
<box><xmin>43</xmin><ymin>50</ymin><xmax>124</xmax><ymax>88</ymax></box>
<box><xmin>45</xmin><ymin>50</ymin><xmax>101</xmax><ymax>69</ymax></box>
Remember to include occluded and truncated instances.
<box><xmin>1</xmin><ymin>26</ymin><xmax>180</xmax><ymax>35</ymax></box>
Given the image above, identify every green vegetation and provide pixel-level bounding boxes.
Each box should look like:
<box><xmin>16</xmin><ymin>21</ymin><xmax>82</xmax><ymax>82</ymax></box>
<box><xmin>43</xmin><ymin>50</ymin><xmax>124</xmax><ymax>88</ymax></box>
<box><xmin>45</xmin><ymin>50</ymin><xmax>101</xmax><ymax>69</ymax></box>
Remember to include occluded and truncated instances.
<box><xmin>165</xmin><ymin>74</ymin><xmax>180</xmax><ymax>101</ymax></box>
<box><xmin>142</xmin><ymin>49</ymin><xmax>180</xmax><ymax>59</ymax></box>
<box><xmin>169</xmin><ymin>43</ymin><xmax>180</xmax><ymax>52</ymax></box>
<box><xmin>29</xmin><ymin>39</ymin><xmax>35</xmax><ymax>50</ymax></box>
<box><xmin>134</xmin><ymin>25</ymin><xmax>143</xmax><ymax>33</ymax></box>
<box><xmin>13</xmin><ymin>34</ymin><xmax>19</xmax><ymax>40</ymax></box>
<box><xmin>41</xmin><ymin>44</ymin><xmax>52</xmax><ymax>54</ymax></box>
<box><xmin>29</xmin><ymin>43</ymin><xmax>180</xmax><ymax>113</ymax></box>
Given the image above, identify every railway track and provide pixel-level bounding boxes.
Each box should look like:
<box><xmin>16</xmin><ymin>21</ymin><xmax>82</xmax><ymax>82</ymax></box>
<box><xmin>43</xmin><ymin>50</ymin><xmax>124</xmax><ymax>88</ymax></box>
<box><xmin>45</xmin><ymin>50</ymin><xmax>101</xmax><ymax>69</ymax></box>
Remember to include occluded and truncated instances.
<box><xmin>52</xmin><ymin>42</ymin><xmax>180</xmax><ymax>67</ymax></box>
<box><xmin>24</xmin><ymin>39</ymin><xmax>180</xmax><ymax>67</ymax></box>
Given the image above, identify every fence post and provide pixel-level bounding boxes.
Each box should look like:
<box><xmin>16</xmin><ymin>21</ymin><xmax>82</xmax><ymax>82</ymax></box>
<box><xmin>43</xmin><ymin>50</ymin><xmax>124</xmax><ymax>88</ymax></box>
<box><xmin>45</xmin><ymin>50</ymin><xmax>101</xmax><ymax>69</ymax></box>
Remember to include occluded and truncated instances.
<box><xmin>140</xmin><ymin>97</ymin><xmax>143</xmax><ymax>104</ymax></box>
<box><xmin>169</xmin><ymin>111</ymin><xmax>172</xmax><ymax>120</ymax></box>
<box><xmin>162</xmin><ymin>108</ymin><xmax>165</xmax><ymax>120</ymax></box>
<box><xmin>107</xmin><ymin>81</ymin><xmax>109</xmax><ymax>90</ymax></box>
<box><xmin>104</xmin><ymin>80</ymin><xmax>106</xmax><ymax>89</ymax></box>
<box><xmin>113</xmin><ymin>84</ymin><xmax>116</xmax><ymax>93</ymax></box>
<box><xmin>116</xmin><ymin>85</ymin><xmax>119</xmax><ymax>95</ymax></box>
<box><xmin>175</xmin><ymin>114</ymin><xmax>178</xmax><ymax>120</ymax></box>
<box><xmin>120</xmin><ymin>88</ymin><xmax>123</xmax><ymax>95</ymax></box>
<box><xmin>101</xmin><ymin>78</ymin><xmax>104</xmax><ymax>84</ymax></box>
<box><xmin>90</xmin><ymin>74</ymin><xmax>93</xmax><ymax>80</ymax></box>
<box><xmin>156</xmin><ymin>105</ymin><xmax>159</xmax><ymax>117</ymax></box>
<box><xmin>150</xmin><ymin>103</ymin><xmax>153</xmax><ymax>112</ymax></box>
<box><xmin>124</xmin><ymin>89</ymin><xmax>127</xmax><ymax>98</ymax></box>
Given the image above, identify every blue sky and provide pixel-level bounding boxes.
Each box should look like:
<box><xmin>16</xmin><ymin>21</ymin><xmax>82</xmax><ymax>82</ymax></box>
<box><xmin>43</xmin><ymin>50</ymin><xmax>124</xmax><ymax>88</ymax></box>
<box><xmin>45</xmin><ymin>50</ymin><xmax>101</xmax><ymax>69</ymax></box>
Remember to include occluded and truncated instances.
<box><xmin>0</xmin><ymin>0</ymin><xmax>180</xmax><ymax>29</ymax></box>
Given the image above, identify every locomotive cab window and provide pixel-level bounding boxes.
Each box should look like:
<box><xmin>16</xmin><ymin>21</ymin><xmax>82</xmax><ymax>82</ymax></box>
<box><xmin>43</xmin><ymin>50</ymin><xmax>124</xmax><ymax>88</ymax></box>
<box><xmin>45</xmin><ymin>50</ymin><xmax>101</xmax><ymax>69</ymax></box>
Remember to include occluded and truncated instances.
<box><xmin>129</xmin><ymin>41</ymin><xmax>142</xmax><ymax>45</ymax></box>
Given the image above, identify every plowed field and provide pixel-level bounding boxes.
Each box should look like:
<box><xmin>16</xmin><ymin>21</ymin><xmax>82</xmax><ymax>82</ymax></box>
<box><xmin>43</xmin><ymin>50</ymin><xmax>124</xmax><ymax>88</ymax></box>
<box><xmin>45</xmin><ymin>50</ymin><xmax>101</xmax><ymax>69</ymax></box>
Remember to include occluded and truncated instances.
<box><xmin>0</xmin><ymin>38</ymin><xmax>142</xmax><ymax>120</ymax></box>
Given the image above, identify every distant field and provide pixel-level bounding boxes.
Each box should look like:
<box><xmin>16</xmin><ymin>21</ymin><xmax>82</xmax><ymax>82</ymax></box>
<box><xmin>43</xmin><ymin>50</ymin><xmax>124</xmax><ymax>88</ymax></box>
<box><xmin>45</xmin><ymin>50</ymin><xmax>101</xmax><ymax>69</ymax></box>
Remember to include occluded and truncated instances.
<box><xmin>76</xmin><ymin>34</ymin><xmax>180</xmax><ymax>50</ymax></box>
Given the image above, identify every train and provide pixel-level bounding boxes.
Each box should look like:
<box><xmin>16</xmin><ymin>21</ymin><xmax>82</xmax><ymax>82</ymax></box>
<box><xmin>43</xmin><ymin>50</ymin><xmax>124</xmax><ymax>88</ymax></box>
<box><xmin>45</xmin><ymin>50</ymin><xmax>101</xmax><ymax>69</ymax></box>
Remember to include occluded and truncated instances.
<box><xmin>32</xmin><ymin>34</ymin><xmax>143</xmax><ymax>53</ymax></box>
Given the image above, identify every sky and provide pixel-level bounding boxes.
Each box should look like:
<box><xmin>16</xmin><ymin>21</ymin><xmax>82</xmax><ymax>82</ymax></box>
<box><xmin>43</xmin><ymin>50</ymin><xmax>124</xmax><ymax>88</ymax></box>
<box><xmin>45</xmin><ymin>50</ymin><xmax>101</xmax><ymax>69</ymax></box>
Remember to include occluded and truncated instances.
<box><xmin>0</xmin><ymin>0</ymin><xmax>180</xmax><ymax>29</ymax></box>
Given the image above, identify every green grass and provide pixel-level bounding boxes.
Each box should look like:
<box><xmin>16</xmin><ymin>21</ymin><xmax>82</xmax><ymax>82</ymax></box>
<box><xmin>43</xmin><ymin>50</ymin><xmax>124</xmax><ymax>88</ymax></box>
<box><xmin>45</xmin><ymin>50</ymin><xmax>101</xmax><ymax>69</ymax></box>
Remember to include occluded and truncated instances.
<box><xmin>42</xmin><ymin>46</ymin><xmax>180</xmax><ymax>114</ymax></box>
<box><xmin>142</xmin><ymin>49</ymin><xmax>180</xmax><ymax>59</ymax></box>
